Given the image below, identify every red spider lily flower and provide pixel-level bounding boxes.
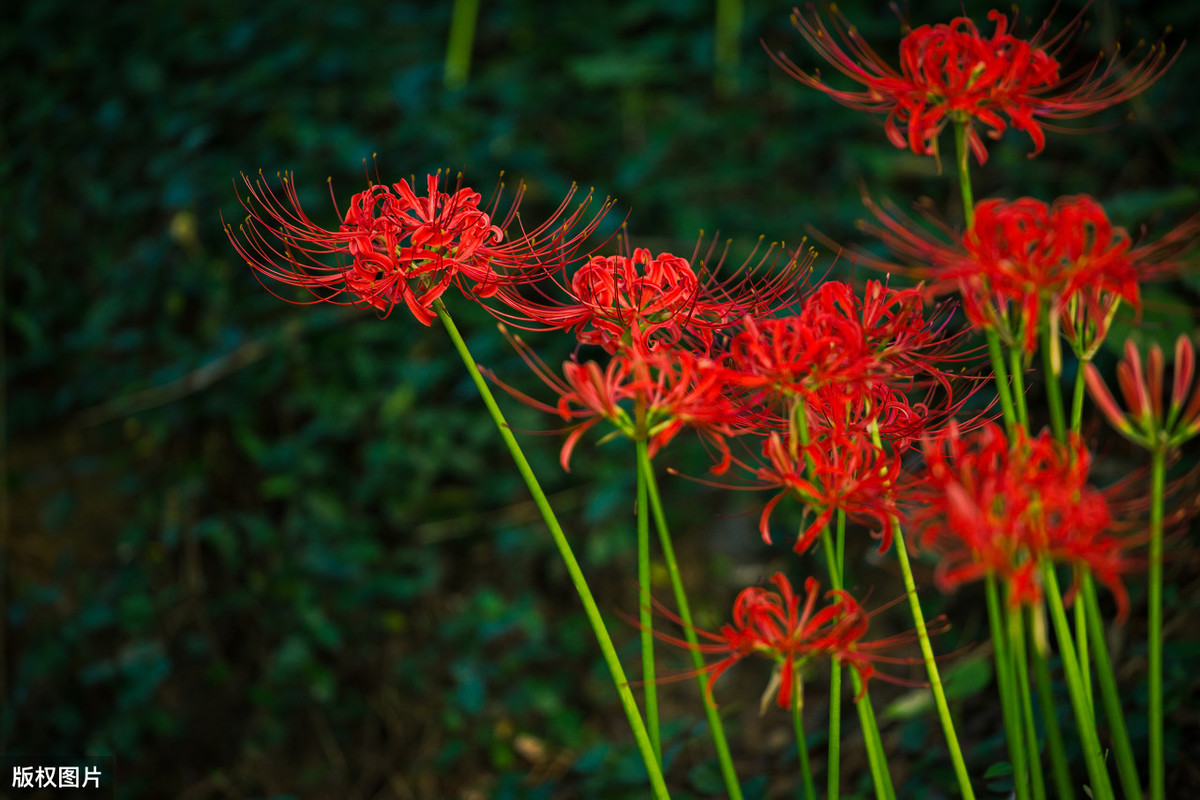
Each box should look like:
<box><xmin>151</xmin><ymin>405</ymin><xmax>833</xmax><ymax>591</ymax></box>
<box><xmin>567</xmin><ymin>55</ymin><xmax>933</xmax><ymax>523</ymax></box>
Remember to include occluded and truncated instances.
<box><xmin>484</xmin><ymin>332</ymin><xmax>742</xmax><ymax>471</ymax></box>
<box><xmin>909</xmin><ymin>423</ymin><xmax>1132</xmax><ymax>616</ymax></box>
<box><xmin>650</xmin><ymin>573</ymin><xmax>928</xmax><ymax>709</ymax></box>
<box><xmin>751</xmin><ymin>429</ymin><xmax>901</xmax><ymax>554</ymax></box>
<box><xmin>720</xmin><ymin>279</ymin><xmax>953</xmax><ymax>400</ymax></box>
<box><xmin>1085</xmin><ymin>335</ymin><xmax>1200</xmax><ymax>451</ymax></box>
<box><xmin>491</xmin><ymin>237</ymin><xmax>816</xmax><ymax>355</ymax></box>
<box><xmin>853</xmin><ymin>194</ymin><xmax>1200</xmax><ymax>355</ymax></box>
<box><xmin>225</xmin><ymin>170</ymin><xmax>611</xmax><ymax>325</ymax></box>
<box><xmin>776</xmin><ymin>5</ymin><xmax>1176</xmax><ymax>164</ymax></box>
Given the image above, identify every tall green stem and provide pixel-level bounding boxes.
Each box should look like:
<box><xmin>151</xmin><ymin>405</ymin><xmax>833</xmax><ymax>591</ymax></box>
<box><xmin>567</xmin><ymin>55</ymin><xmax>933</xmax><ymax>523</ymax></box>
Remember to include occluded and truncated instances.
<box><xmin>820</xmin><ymin>529</ymin><xmax>895</xmax><ymax>800</ymax></box>
<box><xmin>1148</xmin><ymin>446</ymin><xmax>1166</xmax><ymax>800</ymax></box>
<box><xmin>1009</xmin><ymin>587</ymin><xmax>1046</xmax><ymax>800</ymax></box>
<box><xmin>1070</xmin><ymin>355</ymin><xmax>1089</xmax><ymax>433</ymax></box>
<box><xmin>953</xmin><ymin>121</ymin><xmax>976</xmax><ymax>224</ymax></box>
<box><xmin>1081</xmin><ymin>572</ymin><xmax>1144</xmax><ymax>800</ymax></box>
<box><xmin>639</xmin><ymin>445</ymin><xmax>744</xmax><ymax>800</ymax></box>
<box><xmin>635</xmin><ymin>436</ymin><xmax>662</xmax><ymax>765</ymax></box>
<box><xmin>434</xmin><ymin>301</ymin><xmax>670</xmax><ymax>799</ymax></box>
<box><xmin>986</xmin><ymin>577</ymin><xmax>1031</xmax><ymax>800</ymax></box>
<box><xmin>714</xmin><ymin>0</ymin><xmax>742</xmax><ymax>95</ymax></box>
<box><xmin>987</xmin><ymin>332</ymin><xmax>1019</xmax><ymax>433</ymax></box>
<box><xmin>1040</xmin><ymin>560</ymin><xmax>1114</xmax><ymax>800</ymax></box>
<box><xmin>443</xmin><ymin>0</ymin><xmax>480</xmax><ymax>89</ymax></box>
<box><xmin>1030</xmin><ymin>606</ymin><xmax>1075</xmax><ymax>800</ymax></box>
<box><xmin>794</xmin><ymin>688</ymin><xmax>818</xmax><ymax>800</ymax></box>
<box><xmin>1010</xmin><ymin>347</ymin><xmax>1030</xmax><ymax>430</ymax></box>
<box><xmin>888</xmin><ymin>519</ymin><xmax>977</xmax><ymax>800</ymax></box>
<box><xmin>1040</xmin><ymin>325</ymin><xmax>1066</xmax><ymax>442</ymax></box>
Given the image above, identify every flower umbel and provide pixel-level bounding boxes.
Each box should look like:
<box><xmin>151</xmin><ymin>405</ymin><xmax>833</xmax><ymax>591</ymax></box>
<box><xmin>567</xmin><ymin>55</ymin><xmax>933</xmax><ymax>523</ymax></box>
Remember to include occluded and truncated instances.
<box><xmin>226</xmin><ymin>170</ymin><xmax>609</xmax><ymax>325</ymax></box>
<box><xmin>652</xmin><ymin>573</ymin><xmax>927</xmax><ymax>709</ymax></box>
<box><xmin>777</xmin><ymin>5</ymin><xmax>1176</xmax><ymax>164</ymax></box>
<box><xmin>491</xmin><ymin>237</ymin><xmax>815</xmax><ymax>354</ymax></box>
<box><xmin>910</xmin><ymin>423</ymin><xmax>1130</xmax><ymax>615</ymax></box>
<box><xmin>853</xmin><ymin>194</ymin><xmax>1200</xmax><ymax>355</ymax></box>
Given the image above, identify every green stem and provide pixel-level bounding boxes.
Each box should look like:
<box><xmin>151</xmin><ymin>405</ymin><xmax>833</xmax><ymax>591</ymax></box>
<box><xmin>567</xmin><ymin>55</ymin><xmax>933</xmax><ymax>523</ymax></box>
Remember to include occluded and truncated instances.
<box><xmin>986</xmin><ymin>576</ymin><xmax>1031</xmax><ymax>800</ymax></box>
<box><xmin>635</xmin><ymin>438</ymin><xmax>662</xmax><ymax>765</ymax></box>
<box><xmin>1076</xmin><ymin>592</ymin><xmax>1093</xmax><ymax>711</ymax></box>
<box><xmin>828</xmin><ymin>661</ymin><xmax>843</xmax><ymax>800</ymax></box>
<box><xmin>1041</xmin><ymin>325</ymin><xmax>1067</xmax><ymax>442</ymax></box>
<box><xmin>443</xmin><ymin>0</ymin><xmax>480</xmax><ymax>89</ymax></box>
<box><xmin>1010</xmin><ymin>346</ymin><xmax>1030</xmax><ymax>431</ymax></box>
<box><xmin>820</xmin><ymin>530</ymin><xmax>895</xmax><ymax>800</ymax></box>
<box><xmin>434</xmin><ymin>301</ymin><xmax>670</xmax><ymax>799</ymax></box>
<box><xmin>1070</xmin><ymin>355</ymin><xmax>1089</xmax><ymax>434</ymax></box>
<box><xmin>714</xmin><ymin>0</ymin><xmax>742</xmax><ymax>95</ymax></box>
<box><xmin>1149</xmin><ymin>446</ymin><xmax>1166</xmax><ymax>800</ymax></box>
<box><xmin>854</xmin><ymin>681</ymin><xmax>896</xmax><ymax>800</ymax></box>
<box><xmin>1081</xmin><ymin>571</ymin><xmax>1144</xmax><ymax>800</ymax></box>
<box><xmin>1009</xmin><ymin>587</ymin><xmax>1046</xmax><ymax>800</ymax></box>
<box><xmin>794</xmin><ymin>687</ymin><xmax>818</xmax><ymax>800</ymax></box>
<box><xmin>953</xmin><ymin>121</ymin><xmax>976</xmax><ymax>225</ymax></box>
<box><xmin>888</xmin><ymin>519</ymin><xmax>978</xmax><ymax>800</ymax></box>
<box><xmin>986</xmin><ymin>331</ymin><xmax>1019</xmax><ymax>433</ymax></box>
<box><xmin>821</xmin><ymin>528</ymin><xmax>844</xmax><ymax>800</ymax></box>
<box><xmin>1040</xmin><ymin>560</ymin><xmax>1115</xmax><ymax>800</ymax></box>
<box><xmin>639</xmin><ymin>445</ymin><xmax>744</xmax><ymax>800</ymax></box>
<box><xmin>1030</xmin><ymin>606</ymin><xmax>1076</xmax><ymax>800</ymax></box>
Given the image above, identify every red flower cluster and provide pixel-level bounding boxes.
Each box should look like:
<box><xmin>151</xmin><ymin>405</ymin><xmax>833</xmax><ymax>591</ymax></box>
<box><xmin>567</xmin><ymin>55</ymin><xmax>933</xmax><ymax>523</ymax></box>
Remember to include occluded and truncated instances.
<box><xmin>909</xmin><ymin>424</ymin><xmax>1131</xmax><ymax>615</ymax></box>
<box><xmin>856</xmin><ymin>194</ymin><xmax>1200</xmax><ymax>355</ymax></box>
<box><xmin>778</xmin><ymin>6</ymin><xmax>1175</xmax><ymax>163</ymax></box>
<box><xmin>750</xmin><ymin>430</ymin><xmax>901</xmax><ymax>555</ymax></box>
<box><xmin>489</xmin><ymin>332</ymin><xmax>742</xmax><ymax>472</ymax></box>
<box><xmin>225</xmin><ymin>171</ymin><xmax>609</xmax><ymax>325</ymax></box>
<box><xmin>493</xmin><ymin>239</ymin><xmax>814</xmax><ymax>355</ymax></box>
<box><xmin>655</xmin><ymin>573</ymin><xmax>920</xmax><ymax>709</ymax></box>
<box><xmin>722</xmin><ymin>279</ymin><xmax>944</xmax><ymax>400</ymax></box>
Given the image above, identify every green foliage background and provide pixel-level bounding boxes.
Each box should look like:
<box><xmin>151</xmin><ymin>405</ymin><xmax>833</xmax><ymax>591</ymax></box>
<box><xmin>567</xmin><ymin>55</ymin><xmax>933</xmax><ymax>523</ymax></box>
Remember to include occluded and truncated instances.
<box><xmin>4</xmin><ymin>1</ymin><xmax>1200</xmax><ymax>798</ymax></box>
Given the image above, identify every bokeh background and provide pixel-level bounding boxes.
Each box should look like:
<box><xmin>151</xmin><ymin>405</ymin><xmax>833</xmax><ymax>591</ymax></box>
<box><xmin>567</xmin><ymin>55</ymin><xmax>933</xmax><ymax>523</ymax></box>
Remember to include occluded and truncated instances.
<box><xmin>5</xmin><ymin>0</ymin><xmax>1200</xmax><ymax>798</ymax></box>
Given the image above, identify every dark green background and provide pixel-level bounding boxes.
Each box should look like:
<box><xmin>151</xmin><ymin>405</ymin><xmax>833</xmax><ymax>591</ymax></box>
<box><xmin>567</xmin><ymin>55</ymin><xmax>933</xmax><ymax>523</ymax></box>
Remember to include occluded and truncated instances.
<box><xmin>5</xmin><ymin>1</ymin><xmax>1200</xmax><ymax>797</ymax></box>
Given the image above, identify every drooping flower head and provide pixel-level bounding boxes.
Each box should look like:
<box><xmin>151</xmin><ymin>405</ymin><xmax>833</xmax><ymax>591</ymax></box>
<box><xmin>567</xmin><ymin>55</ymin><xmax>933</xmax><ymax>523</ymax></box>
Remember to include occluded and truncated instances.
<box><xmin>776</xmin><ymin>5</ymin><xmax>1177</xmax><ymax>163</ymax></box>
<box><xmin>226</xmin><ymin>170</ymin><xmax>611</xmax><ymax>325</ymax></box>
<box><xmin>909</xmin><ymin>423</ymin><xmax>1131</xmax><ymax>616</ymax></box>
<box><xmin>651</xmin><ymin>573</ymin><xmax>927</xmax><ymax>709</ymax></box>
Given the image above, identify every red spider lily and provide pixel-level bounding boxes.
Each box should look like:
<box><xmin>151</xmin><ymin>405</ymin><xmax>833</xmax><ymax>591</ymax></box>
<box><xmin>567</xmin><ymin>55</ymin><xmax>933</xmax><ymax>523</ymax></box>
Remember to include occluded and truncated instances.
<box><xmin>909</xmin><ymin>423</ymin><xmax>1132</xmax><ymax>615</ymax></box>
<box><xmin>485</xmin><ymin>332</ymin><xmax>742</xmax><ymax>471</ymax></box>
<box><xmin>490</xmin><ymin>237</ymin><xmax>815</xmax><ymax>355</ymax></box>
<box><xmin>650</xmin><ymin>573</ymin><xmax>927</xmax><ymax>709</ymax></box>
<box><xmin>720</xmin><ymin>279</ymin><xmax>954</xmax><ymax>399</ymax></box>
<box><xmin>853</xmin><ymin>194</ymin><xmax>1200</xmax><ymax>355</ymax></box>
<box><xmin>1086</xmin><ymin>335</ymin><xmax>1200</xmax><ymax>451</ymax></box>
<box><xmin>225</xmin><ymin>170</ymin><xmax>610</xmax><ymax>325</ymax></box>
<box><xmin>777</xmin><ymin>5</ymin><xmax>1176</xmax><ymax>164</ymax></box>
<box><xmin>750</xmin><ymin>429</ymin><xmax>901</xmax><ymax>555</ymax></box>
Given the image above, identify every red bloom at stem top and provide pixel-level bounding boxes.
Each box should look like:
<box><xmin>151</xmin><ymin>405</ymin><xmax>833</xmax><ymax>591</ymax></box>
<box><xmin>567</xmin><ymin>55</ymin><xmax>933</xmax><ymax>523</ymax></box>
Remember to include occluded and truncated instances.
<box><xmin>491</xmin><ymin>238</ymin><xmax>815</xmax><ymax>355</ymax></box>
<box><xmin>777</xmin><ymin>5</ymin><xmax>1176</xmax><ymax>163</ymax></box>
<box><xmin>909</xmin><ymin>423</ymin><xmax>1131</xmax><ymax>616</ymax></box>
<box><xmin>855</xmin><ymin>194</ymin><xmax>1200</xmax><ymax>355</ymax></box>
<box><xmin>226</xmin><ymin>171</ymin><xmax>610</xmax><ymax>325</ymax></box>
<box><xmin>487</xmin><ymin>333</ymin><xmax>742</xmax><ymax>472</ymax></box>
<box><xmin>652</xmin><ymin>573</ymin><xmax>925</xmax><ymax>709</ymax></box>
